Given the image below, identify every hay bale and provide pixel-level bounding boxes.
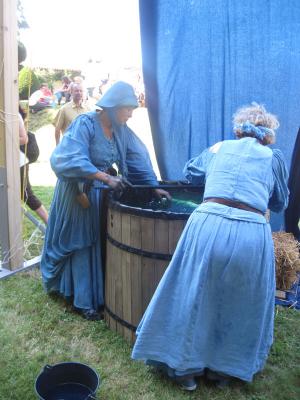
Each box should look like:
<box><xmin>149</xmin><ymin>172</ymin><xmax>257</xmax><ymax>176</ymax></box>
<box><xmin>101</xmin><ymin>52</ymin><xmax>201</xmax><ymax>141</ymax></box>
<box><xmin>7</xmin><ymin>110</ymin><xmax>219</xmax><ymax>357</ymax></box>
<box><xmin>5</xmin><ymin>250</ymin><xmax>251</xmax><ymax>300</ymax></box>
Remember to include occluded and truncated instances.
<box><xmin>273</xmin><ymin>232</ymin><xmax>300</xmax><ymax>291</ymax></box>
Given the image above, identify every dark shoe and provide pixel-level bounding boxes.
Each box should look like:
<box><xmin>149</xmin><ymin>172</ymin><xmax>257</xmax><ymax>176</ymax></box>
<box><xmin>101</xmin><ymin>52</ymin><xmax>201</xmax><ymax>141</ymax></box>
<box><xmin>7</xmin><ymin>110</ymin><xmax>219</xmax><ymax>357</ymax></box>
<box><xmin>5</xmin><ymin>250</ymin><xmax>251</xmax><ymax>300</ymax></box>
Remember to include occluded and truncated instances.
<box><xmin>73</xmin><ymin>306</ymin><xmax>104</xmax><ymax>321</ymax></box>
<box><xmin>206</xmin><ymin>370</ymin><xmax>231</xmax><ymax>389</ymax></box>
<box><xmin>48</xmin><ymin>291</ymin><xmax>60</xmax><ymax>299</ymax></box>
<box><xmin>175</xmin><ymin>377</ymin><xmax>197</xmax><ymax>391</ymax></box>
<box><xmin>215</xmin><ymin>379</ymin><xmax>230</xmax><ymax>389</ymax></box>
<box><xmin>80</xmin><ymin>308</ymin><xmax>103</xmax><ymax>321</ymax></box>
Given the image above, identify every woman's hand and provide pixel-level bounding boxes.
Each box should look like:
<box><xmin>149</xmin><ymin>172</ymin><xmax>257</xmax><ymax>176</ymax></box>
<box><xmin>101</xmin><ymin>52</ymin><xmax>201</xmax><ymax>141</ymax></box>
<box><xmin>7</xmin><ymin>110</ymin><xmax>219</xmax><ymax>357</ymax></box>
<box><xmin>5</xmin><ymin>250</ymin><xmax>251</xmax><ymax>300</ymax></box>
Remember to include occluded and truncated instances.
<box><xmin>87</xmin><ymin>171</ymin><xmax>132</xmax><ymax>194</ymax></box>
<box><xmin>107</xmin><ymin>176</ymin><xmax>127</xmax><ymax>191</ymax></box>
<box><xmin>154</xmin><ymin>188</ymin><xmax>172</xmax><ymax>200</ymax></box>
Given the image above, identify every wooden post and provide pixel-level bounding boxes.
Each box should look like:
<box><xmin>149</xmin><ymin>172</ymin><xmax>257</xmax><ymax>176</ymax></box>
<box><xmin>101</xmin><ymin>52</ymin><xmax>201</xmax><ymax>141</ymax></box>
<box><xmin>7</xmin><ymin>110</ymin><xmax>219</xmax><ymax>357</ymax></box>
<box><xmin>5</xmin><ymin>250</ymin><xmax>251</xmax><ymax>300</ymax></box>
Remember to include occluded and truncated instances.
<box><xmin>0</xmin><ymin>0</ymin><xmax>23</xmax><ymax>269</ymax></box>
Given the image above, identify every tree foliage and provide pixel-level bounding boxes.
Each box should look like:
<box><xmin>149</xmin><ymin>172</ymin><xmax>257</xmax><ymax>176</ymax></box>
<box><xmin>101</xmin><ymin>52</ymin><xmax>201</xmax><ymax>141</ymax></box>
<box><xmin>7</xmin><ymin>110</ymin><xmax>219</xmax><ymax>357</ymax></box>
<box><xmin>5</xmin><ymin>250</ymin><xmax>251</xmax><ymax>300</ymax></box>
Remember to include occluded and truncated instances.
<box><xmin>18</xmin><ymin>41</ymin><xmax>27</xmax><ymax>65</ymax></box>
<box><xmin>17</xmin><ymin>0</ymin><xmax>29</xmax><ymax>29</ymax></box>
<box><xmin>18</xmin><ymin>67</ymin><xmax>40</xmax><ymax>100</ymax></box>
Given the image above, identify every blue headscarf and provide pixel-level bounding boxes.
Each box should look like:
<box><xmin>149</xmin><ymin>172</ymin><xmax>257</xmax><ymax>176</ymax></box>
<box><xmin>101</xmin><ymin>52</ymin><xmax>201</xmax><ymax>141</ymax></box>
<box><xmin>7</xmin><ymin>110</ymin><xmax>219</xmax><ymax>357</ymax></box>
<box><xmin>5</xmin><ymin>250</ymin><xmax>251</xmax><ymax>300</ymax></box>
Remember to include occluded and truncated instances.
<box><xmin>96</xmin><ymin>81</ymin><xmax>138</xmax><ymax>109</ymax></box>
<box><xmin>96</xmin><ymin>81</ymin><xmax>139</xmax><ymax>178</ymax></box>
<box><xmin>234</xmin><ymin>121</ymin><xmax>275</xmax><ymax>142</ymax></box>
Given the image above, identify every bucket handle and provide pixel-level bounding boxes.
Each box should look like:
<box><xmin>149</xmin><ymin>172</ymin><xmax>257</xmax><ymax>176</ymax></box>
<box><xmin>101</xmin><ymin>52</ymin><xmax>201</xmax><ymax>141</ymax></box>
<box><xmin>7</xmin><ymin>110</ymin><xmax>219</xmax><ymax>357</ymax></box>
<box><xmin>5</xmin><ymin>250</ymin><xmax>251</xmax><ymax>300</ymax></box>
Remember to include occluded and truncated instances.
<box><xmin>87</xmin><ymin>395</ymin><xmax>97</xmax><ymax>400</ymax></box>
<box><xmin>43</xmin><ymin>364</ymin><xmax>53</xmax><ymax>374</ymax></box>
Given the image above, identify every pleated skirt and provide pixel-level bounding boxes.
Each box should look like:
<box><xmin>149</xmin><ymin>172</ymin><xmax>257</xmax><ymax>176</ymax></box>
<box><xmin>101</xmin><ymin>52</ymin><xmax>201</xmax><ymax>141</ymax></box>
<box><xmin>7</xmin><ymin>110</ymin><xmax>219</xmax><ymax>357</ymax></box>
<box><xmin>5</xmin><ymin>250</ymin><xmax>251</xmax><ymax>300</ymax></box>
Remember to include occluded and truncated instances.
<box><xmin>132</xmin><ymin>203</ymin><xmax>275</xmax><ymax>382</ymax></box>
<box><xmin>41</xmin><ymin>180</ymin><xmax>104</xmax><ymax>310</ymax></box>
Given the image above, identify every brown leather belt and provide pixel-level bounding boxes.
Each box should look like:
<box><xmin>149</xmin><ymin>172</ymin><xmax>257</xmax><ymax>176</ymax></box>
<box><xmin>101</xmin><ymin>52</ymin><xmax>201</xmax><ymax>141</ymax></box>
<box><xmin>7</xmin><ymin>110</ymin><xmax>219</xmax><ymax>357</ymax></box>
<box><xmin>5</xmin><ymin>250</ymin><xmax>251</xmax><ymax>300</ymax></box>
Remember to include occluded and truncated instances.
<box><xmin>203</xmin><ymin>197</ymin><xmax>264</xmax><ymax>216</ymax></box>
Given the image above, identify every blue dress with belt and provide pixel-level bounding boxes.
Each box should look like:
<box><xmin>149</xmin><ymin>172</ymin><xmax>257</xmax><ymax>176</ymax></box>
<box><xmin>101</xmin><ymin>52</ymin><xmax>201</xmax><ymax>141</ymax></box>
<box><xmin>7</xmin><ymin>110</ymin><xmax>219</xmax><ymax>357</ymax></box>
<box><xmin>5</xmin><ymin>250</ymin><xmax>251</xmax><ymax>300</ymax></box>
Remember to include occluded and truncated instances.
<box><xmin>41</xmin><ymin>111</ymin><xmax>157</xmax><ymax>311</ymax></box>
<box><xmin>132</xmin><ymin>137</ymin><xmax>289</xmax><ymax>382</ymax></box>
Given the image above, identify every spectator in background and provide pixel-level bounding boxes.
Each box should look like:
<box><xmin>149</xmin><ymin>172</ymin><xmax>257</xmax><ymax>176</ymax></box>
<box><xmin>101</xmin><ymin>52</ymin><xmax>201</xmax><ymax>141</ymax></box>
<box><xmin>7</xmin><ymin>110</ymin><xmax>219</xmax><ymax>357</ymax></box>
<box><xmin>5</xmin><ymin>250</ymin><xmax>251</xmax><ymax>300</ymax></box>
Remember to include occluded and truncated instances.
<box><xmin>99</xmin><ymin>78</ymin><xmax>112</xmax><ymax>96</ymax></box>
<box><xmin>53</xmin><ymin>83</ymin><xmax>91</xmax><ymax>145</ymax></box>
<box><xmin>135</xmin><ymin>73</ymin><xmax>146</xmax><ymax>107</ymax></box>
<box><xmin>92</xmin><ymin>79</ymin><xmax>111</xmax><ymax>100</ymax></box>
<box><xmin>70</xmin><ymin>76</ymin><xmax>88</xmax><ymax>100</ymax></box>
<box><xmin>138</xmin><ymin>91</ymin><xmax>146</xmax><ymax>107</ymax></box>
<box><xmin>19</xmin><ymin>106</ymin><xmax>49</xmax><ymax>224</ymax></box>
<box><xmin>29</xmin><ymin>83</ymin><xmax>54</xmax><ymax>113</ymax></box>
<box><xmin>55</xmin><ymin>76</ymin><xmax>71</xmax><ymax>105</ymax></box>
<box><xmin>73</xmin><ymin>76</ymin><xmax>84</xmax><ymax>85</ymax></box>
<box><xmin>82</xmin><ymin>59</ymin><xmax>101</xmax><ymax>98</ymax></box>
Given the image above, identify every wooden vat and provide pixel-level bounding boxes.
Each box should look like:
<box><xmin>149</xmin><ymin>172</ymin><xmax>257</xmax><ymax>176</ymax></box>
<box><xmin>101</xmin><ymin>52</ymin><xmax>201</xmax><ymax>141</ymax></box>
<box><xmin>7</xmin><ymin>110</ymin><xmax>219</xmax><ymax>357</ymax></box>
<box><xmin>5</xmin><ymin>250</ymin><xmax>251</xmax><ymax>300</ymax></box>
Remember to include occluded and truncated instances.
<box><xmin>104</xmin><ymin>187</ymin><xmax>203</xmax><ymax>343</ymax></box>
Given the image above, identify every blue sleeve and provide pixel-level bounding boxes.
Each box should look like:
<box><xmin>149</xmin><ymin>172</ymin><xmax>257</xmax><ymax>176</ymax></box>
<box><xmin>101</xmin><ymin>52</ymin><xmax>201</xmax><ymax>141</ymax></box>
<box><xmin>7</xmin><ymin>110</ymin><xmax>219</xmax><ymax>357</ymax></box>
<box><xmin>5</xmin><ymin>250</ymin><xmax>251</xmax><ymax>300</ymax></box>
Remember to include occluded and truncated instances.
<box><xmin>268</xmin><ymin>149</ymin><xmax>289</xmax><ymax>212</ymax></box>
<box><xmin>125</xmin><ymin>128</ymin><xmax>158</xmax><ymax>185</ymax></box>
<box><xmin>50</xmin><ymin>114</ymin><xmax>98</xmax><ymax>179</ymax></box>
<box><xmin>183</xmin><ymin>148</ymin><xmax>214</xmax><ymax>185</ymax></box>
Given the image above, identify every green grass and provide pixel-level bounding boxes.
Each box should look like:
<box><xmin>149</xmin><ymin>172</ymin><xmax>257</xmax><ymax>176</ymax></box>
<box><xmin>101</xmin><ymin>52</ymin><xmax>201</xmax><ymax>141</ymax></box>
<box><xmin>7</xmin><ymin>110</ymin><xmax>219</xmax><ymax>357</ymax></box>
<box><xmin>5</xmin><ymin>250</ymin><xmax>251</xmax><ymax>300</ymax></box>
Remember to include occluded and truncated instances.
<box><xmin>28</xmin><ymin>108</ymin><xmax>57</xmax><ymax>132</ymax></box>
<box><xmin>19</xmin><ymin>103</ymin><xmax>58</xmax><ymax>132</ymax></box>
<box><xmin>0</xmin><ymin>270</ymin><xmax>299</xmax><ymax>400</ymax></box>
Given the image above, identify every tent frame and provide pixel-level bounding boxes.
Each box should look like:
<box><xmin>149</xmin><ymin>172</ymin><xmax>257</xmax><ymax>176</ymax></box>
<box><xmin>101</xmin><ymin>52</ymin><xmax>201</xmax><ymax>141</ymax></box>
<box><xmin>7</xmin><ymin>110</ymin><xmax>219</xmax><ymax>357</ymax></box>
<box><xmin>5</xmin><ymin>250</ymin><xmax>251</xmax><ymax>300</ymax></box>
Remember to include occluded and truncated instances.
<box><xmin>0</xmin><ymin>0</ymin><xmax>24</xmax><ymax>270</ymax></box>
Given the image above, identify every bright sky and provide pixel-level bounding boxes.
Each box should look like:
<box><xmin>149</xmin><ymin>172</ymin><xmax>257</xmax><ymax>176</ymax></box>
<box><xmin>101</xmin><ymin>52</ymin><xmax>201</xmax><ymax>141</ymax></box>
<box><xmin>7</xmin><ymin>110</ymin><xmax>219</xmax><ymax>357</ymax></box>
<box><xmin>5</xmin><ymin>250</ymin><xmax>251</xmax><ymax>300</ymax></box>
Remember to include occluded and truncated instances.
<box><xmin>19</xmin><ymin>0</ymin><xmax>142</xmax><ymax>72</ymax></box>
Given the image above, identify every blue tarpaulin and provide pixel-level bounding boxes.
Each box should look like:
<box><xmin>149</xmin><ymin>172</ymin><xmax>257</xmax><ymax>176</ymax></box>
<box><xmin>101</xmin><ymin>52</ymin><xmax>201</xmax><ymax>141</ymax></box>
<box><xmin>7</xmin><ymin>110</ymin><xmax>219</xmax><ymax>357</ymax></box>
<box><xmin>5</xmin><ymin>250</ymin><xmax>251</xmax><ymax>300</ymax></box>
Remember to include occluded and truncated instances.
<box><xmin>139</xmin><ymin>0</ymin><xmax>300</xmax><ymax>230</ymax></box>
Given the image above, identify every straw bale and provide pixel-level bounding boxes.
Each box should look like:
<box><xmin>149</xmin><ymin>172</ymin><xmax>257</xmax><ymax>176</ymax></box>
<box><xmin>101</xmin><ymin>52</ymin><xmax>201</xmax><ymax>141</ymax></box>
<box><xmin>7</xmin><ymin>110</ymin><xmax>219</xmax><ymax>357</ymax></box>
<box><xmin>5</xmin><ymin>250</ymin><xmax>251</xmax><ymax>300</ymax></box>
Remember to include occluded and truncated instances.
<box><xmin>273</xmin><ymin>232</ymin><xmax>300</xmax><ymax>290</ymax></box>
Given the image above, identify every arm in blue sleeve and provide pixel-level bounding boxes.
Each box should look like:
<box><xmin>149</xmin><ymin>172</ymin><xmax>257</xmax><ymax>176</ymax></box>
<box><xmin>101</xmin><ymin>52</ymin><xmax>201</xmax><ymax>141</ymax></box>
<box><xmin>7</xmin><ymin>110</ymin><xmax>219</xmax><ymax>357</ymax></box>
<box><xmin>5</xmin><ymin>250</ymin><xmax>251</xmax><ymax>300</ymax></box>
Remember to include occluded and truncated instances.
<box><xmin>183</xmin><ymin>148</ymin><xmax>213</xmax><ymax>185</ymax></box>
<box><xmin>268</xmin><ymin>149</ymin><xmax>289</xmax><ymax>212</ymax></box>
<box><xmin>50</xmin><ymin>114</ymin><xmax>98</xmax><ymax>179</ymax></box>
<box><xmin>125</xmin><ymin>128</ymin><xmax>158</xmax><ymax>185</ymax></box>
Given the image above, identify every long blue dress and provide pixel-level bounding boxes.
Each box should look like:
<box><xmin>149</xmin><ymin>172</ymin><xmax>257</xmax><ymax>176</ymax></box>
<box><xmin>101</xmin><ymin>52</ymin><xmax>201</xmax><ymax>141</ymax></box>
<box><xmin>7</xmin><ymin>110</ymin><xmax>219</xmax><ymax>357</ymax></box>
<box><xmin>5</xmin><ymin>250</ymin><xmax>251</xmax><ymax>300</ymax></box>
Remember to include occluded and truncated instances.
<box><xmin>41</xmin><ymin>111</ymin><xmax>157</xmax><ymax>311</ymax></box>
<box><xmin>132</xmin><ymin>137</ymin><xmax>289</xmax><ymax>382</ymax></box>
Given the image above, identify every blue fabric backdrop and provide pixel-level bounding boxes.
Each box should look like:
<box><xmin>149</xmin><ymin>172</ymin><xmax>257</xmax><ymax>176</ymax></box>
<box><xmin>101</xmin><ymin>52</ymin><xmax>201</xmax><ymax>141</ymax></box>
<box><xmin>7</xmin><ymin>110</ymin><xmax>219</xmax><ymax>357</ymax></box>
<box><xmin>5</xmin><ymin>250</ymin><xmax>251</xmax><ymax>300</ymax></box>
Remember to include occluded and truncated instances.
<box><xmin>139</xmin><ymin>0</ymin><xmax>300</xmax><ymax>230</ymax></box>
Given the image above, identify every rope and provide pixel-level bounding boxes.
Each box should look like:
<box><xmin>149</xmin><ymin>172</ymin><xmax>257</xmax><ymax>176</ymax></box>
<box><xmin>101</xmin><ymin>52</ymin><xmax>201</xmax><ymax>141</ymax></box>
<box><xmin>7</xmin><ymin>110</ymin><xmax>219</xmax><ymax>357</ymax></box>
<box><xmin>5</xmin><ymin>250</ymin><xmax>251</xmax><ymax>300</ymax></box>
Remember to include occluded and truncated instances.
<box><xmin>21</xmin><ymin>67</ymin><xmax>33</xmax><ymax>203</ymax></box>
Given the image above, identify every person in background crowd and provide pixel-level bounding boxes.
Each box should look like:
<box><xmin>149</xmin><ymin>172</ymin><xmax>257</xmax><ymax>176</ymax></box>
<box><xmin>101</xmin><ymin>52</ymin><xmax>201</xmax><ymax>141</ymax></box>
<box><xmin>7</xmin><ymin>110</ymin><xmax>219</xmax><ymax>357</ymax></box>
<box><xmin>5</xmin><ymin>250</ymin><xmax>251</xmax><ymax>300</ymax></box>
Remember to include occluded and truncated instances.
<box><xmin>41</xmin><ymin>81</ymin><xmax>170</xmax><ymax>321</ymax></box>
<box><xmin>53</xmin><ymin>83</ymin><xmax>91</xmax><ymax>145</ymax></box>
<box><xmin>73</xmin><ymin>76</ymin><xmax>84</xmax><ymax>85</ymax></box>
<box><xmin>92</xmin><ymin>78</ymin><xmax>111</xmax><ymax>100</ymax></box>
<box><xmin>99</xmin><ymin>79</ymin><xmax>109</xmax><ymax>94</ymax></box>
<box><xmin>135</xmin><ymin>73</ymin><xmax>146</xmax><ymax>107</ymax></box>
<box><xmin>70</xmin><ymin>76</ymin><xmax>88</xmax><ymax>100</ymax></box>
<box><xmin>29</xmin><ymin>83</ymin><xmax>54</xmax><ymax>113</ymax></box>
<box><xmin>55</xmin><ymin>76</ymin><xmax>72</xmax><ymax>106</ymax></box>
<box><xmin>82</xmin><ymin>59</ymin><xmax>100</xmax><ymax>98</ymax></box>
<box><xmin>138</xmin><ymin>91</ymin><xmax>145</xmax><ymax>107</ymax></box>
<box><xmin>19</xmin><ymin>106</ymin><xmax>49</xmax><ymax>224</ymax></box>
<box><xmin>132</xmin><ymin>103</ymin><xmax>289</xmax><ymax>391</ymax></box>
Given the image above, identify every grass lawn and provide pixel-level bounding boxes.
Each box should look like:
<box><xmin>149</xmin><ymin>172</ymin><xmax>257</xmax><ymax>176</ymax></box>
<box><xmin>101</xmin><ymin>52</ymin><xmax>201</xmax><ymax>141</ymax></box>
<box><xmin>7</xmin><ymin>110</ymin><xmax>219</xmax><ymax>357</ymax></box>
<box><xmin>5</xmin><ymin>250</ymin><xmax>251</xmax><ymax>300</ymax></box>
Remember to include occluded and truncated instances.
<box><xmin>20</xmin><ymin>102</ymin><xmax>58</xmax><ymax>132</ymax></box>
<box><xmin>27</xmin><ymin>108</ymin><xmax>57</xmax><ymax>132</ymax></box>
<box><xmin>0</xmin><ymin>271</ymin><xmax>299</xmax><ymax>400</ymax></box>
<box><xmin>2</xmin><ymin>182</ymin><xmax>300</xmax><ymax>400</ymax></box>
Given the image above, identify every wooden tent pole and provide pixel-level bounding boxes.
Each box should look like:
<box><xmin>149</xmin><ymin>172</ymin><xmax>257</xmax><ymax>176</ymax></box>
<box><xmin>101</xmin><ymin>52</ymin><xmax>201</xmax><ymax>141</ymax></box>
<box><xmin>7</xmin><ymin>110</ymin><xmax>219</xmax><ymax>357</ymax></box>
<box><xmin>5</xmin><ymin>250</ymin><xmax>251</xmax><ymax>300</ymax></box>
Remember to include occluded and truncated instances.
<box><xmin>0</xmin><ymin>0</ymin><xmax>23</xmax><ymax>269</ymax></box>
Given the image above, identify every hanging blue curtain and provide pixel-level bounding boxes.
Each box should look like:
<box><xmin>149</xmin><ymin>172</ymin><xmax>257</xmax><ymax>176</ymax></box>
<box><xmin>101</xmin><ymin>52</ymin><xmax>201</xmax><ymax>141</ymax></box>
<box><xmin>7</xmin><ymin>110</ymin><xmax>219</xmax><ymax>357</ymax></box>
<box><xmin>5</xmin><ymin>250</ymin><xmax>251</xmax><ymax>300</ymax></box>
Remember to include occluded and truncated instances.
<box><xmin>139</xmin><ymin>0</ymin><xmax>300</xmax><ymax>230</ymax></box>
<box><xmin>285</xmin><ymin>128</ymin><xmax>300</xmax><ymax>240</ymax></box>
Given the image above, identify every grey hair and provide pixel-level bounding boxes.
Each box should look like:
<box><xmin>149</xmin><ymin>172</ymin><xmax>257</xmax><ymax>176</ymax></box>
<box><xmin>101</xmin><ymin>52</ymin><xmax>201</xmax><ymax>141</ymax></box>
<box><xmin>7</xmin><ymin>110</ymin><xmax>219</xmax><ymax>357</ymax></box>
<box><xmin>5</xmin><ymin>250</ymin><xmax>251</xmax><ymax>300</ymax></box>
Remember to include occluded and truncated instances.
<box><xmin>233</xmin><ymin>102</ymin><xmax>279</xmax><ymax>144</ymax></box>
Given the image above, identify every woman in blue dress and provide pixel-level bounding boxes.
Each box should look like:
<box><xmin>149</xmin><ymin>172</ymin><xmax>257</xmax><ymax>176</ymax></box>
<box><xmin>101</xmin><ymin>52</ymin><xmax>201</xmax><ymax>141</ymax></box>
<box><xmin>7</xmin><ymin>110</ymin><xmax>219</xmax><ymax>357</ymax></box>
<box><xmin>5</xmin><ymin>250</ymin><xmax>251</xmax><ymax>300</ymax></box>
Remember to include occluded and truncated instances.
<box><xmin>132</xmin><ymin>103</ymin><xmax>289</xmax><ymax>390</ymax></box>
<box><xmin>41</xmin><ymin>81</ymin><xmax>169</xmax><ymax>320</ymax></box>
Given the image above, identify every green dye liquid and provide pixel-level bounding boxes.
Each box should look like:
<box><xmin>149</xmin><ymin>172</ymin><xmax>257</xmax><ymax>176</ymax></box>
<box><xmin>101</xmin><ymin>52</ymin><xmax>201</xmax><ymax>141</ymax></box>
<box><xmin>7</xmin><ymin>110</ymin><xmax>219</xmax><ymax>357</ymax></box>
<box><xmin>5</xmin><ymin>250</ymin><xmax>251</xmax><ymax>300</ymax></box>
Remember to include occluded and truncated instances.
<box><xmin>121</xmin><ymin>188</ymin><xmax>204</xmax><ymax>214</ymax></box>
<box><xmin>147</xmin><ymin>191</ymin><xmax>203</xmax><ymax>213</ymax></box>
<box><xmin>136</xmin><ymin>192</ymin><xmax>203</xmax><ymax>214</ymax></box>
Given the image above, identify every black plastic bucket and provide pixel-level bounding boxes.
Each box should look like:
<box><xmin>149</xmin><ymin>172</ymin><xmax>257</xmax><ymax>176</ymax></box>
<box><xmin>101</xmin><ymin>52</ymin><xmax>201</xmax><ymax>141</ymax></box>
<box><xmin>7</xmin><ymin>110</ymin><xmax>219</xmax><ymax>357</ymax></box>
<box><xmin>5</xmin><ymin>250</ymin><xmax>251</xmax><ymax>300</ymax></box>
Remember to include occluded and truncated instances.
<box><xmin>35</xmin><ymin>362</ymin><xmax>100</xmax><ymax>400</ymax></box>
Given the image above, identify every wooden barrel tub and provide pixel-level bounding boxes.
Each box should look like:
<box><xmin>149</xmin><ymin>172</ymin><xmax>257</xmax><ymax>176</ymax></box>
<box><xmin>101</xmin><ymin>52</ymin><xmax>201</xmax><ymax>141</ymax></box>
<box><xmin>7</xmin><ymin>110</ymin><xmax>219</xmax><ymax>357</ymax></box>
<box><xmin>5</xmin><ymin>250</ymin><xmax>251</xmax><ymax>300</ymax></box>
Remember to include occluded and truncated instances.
<box><xmin>104</xmin><ymin>186</ymin><xmax>204</xmax><ymax>343</ymax></box>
